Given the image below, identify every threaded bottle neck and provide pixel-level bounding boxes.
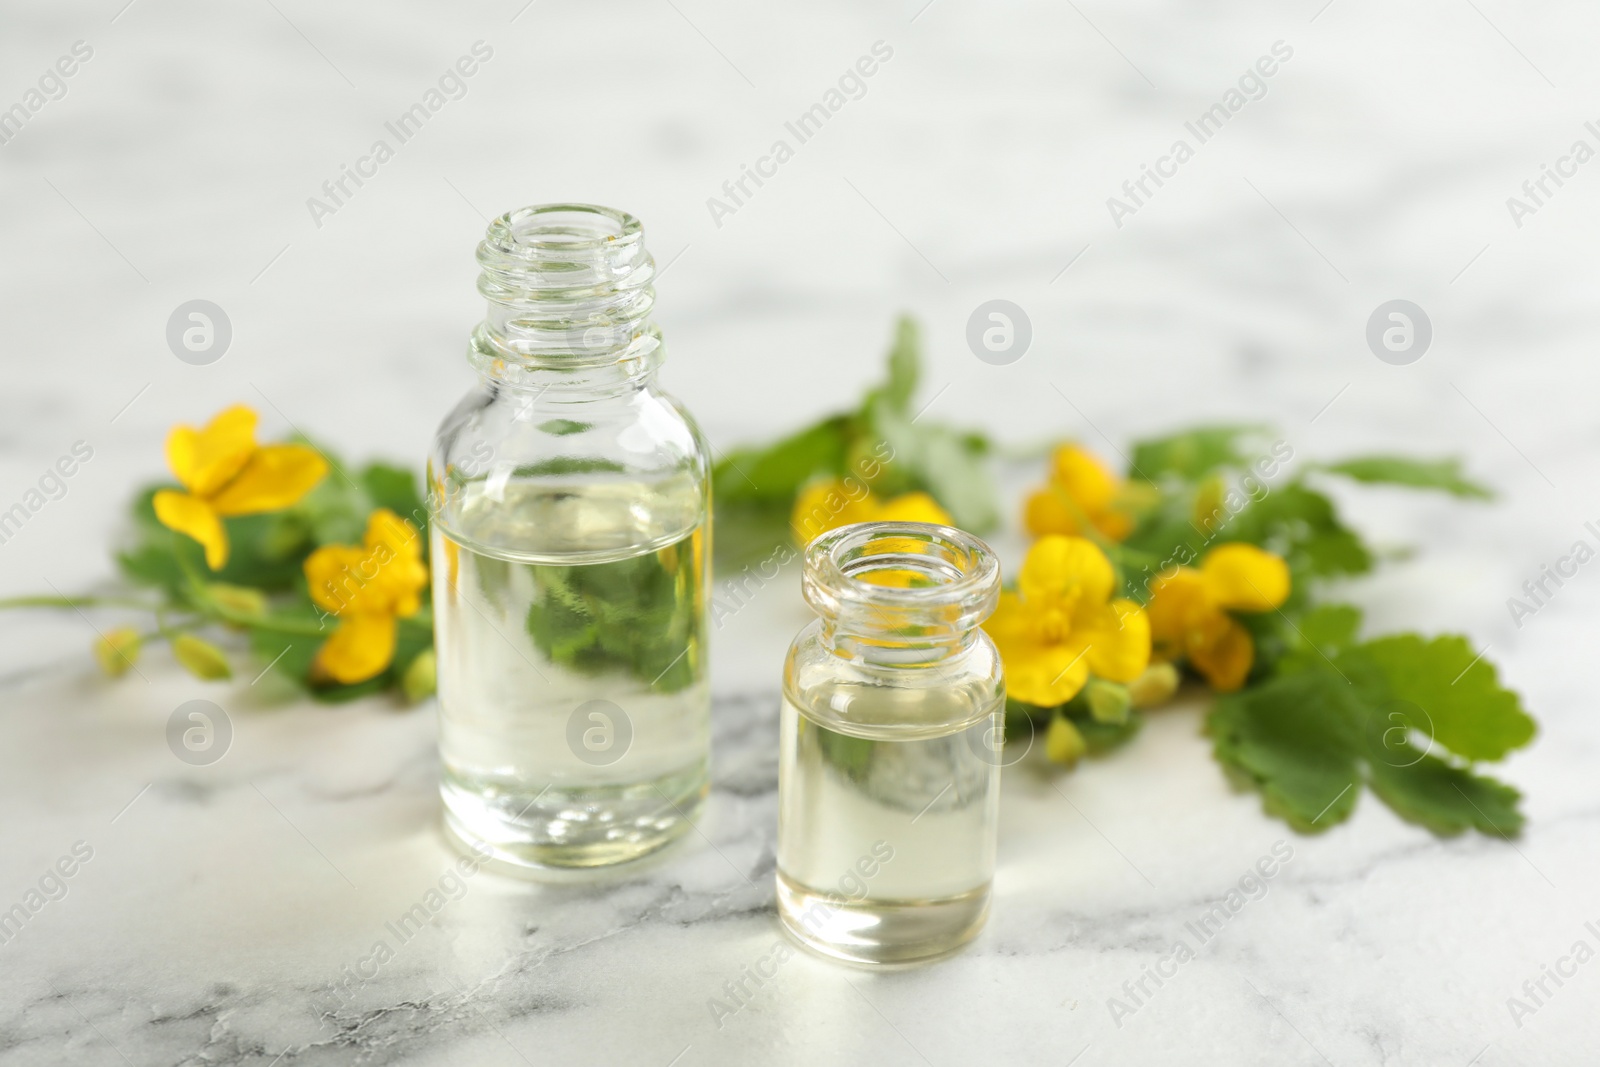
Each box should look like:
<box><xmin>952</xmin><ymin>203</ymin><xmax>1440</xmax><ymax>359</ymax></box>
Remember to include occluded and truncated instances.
<box><xmin>470</xmin><ymin>204</ymin><xmax>661</xmax><ymax>383</ymax></box>
<box><xmin>803</xmin><ymin>522</ymin><xmax>1001</xmax><ymax>666</ymax></box>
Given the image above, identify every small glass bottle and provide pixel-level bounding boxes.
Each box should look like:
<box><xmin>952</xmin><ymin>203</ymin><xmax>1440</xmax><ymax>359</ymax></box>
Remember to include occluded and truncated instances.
<box><xmin>428</xmin><ymin>204</ymin><xmax>711</xmax><ymax>872</ymax></box>
<box><xmin>777</xmin><ymin>521</ymin><xmax>1005</xmax><ymax>964</ymax></box>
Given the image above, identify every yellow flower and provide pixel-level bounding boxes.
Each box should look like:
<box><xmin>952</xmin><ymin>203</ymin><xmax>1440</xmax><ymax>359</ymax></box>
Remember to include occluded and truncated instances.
<box><xmin>983</xmin><ymin>535</ymin><xmax>1150</xmax><ymax>707</ymax></box>
<box><xmin>1146</xmin><ymin>542</ymin><xmax>1290</xmax><ymax>692</ymax></box>
<box><xmin>304</xmin><ymin>509</ymin><xmax>429</xmax><ymax>684</ymax></box>
<box><xmin>152</xmin><ymin>405</ymin><xmax>328</xmax><ymax>570</ymax></box>
<box><xmin>1024</xmin><ymin>444</ymin><xmax>1137</xmax><ymax>542</ymax></box>
<box><xmin>790</xmin><ymin>478</ymin><xmax>953</xmax><ymax>545</ymax></box>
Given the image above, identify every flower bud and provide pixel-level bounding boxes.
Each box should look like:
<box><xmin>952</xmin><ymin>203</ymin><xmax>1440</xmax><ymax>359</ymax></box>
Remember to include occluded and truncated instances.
<box><xmin>1086</xmin><ymin>679</ymin><xmax>1131</xmax><ymax>724</ymax></box>
<box><xmin>94</xmin><ymin>627</ymin><xmax>141</xmax><ymax>678</ymax></box>
<box><xmin>1193</xmin><ymin>475</ymin><xmax>1226</xmax><ymax>535</ymax></box>
<box><xmin>173</xmin><ymin>634</ymin><xmax>232</xmax><ymax>680</ymax></box>
<box><xmin>1045</xmin><ymin>714</ymin><xmax>1088</xmax><ymax>766</ymax></box>
<box><xmin>1128</xmin><ymin>662</ymin><xmax>1180</xmax><ymax>709</ymax></box>
<box><xmin>402</xmin><ymin>649</ymin><xmax>437</xmax><ymax>702</ymax></box>
<box><xmin>206</xmin><ymin>582</ymin><xmax>267</xmax><ymax>620</ymax></box>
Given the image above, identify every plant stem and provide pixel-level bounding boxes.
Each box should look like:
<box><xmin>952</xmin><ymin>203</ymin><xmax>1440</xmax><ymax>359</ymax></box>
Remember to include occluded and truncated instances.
<box><xmin>0</xmin><ymin>595</ymin><xmax>156</xmax><ymax>611</ymax></box>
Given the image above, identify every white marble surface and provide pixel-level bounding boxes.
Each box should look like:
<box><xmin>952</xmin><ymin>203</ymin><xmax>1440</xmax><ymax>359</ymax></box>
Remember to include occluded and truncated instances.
<box><xmin>3</xmin><ymin>0</ymin><xmax>1600</xmax><ymax>1063</ymax></box>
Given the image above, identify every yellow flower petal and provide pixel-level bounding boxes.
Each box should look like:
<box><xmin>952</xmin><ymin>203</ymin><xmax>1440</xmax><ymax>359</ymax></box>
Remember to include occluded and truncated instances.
<box><xmin>1187</xmin><ymin>611</ymin><xmax>1255</xmax><ymax>692</ymax></box>
<box><xmin>305</xmin><ymin>511</ymin><xmax>429</xmax><ymax>619</ymax></box>
<box><xmin>304</xmin><ymin>543</ymin><xmax>369</xmax><ymax>616</ymax></box>
<box><xmin>987</xmin><ymin>594</ymin><xmax>1090</xmax><ymax>705</ymax></box>
<box><xmin>314</xmin><ymin>613</ymin><xmax>397</xmax><ymax>684</ymax></box>
<box><xmin>1081</xmin><ymin>598</ymin><xmax>1152</xmax><ymax>683</ymax></box>
<box><xmin>1019</xmin><ymin>535</ymin><xmax>1114</xmax><ymax>613</ymax></box>
<box><xmin>1017</xmin><ymin>638</ymin><xmax>1094</xmax><ymax>706</ymax></box>
<box><xmin>362</xmin><ymin>509</ymin><xmax>428</xmax><ymax>617</ymax></box>
<box><xmin>210</xmin><ymin>444</ymin><xmax>328</xmax><ymax>516</ymax></box>
<box><xmin>1201</xmin><ymin>543</ymin><xmax>1290</xmax><ymax>613</ymax></box>
<box><xmin>1098</xmin><ymin>511</ymin><xmax>1133</xmax><ymax>541</ymax></box>
<box><xmin>365</xmin><ymin>508</ymin><xmax>421</xmax><ymax>557</ymax></box>
<box><xmin>983</xmin><ymin>590</ymin><xmax>1035</xmax><ymax>648</ymax></box>
<box><xmin>873</xmin><ymin>491</ymin><xmax>952</xmax><ymax>527</ymax></box>
<box><xmin>1023</xmin><ymin>485</ymin><xmax>1085</xmax><ymax>538</ymax></box>
<box><xmin>1022</xmin><ymin>446</ymin><xmax>1137</xmax><ymax>542</ymax></box>
<box><xmin>153</xmin><ymin>489</ymin><xmax>230</xmax><ymax>570</ymax></box>
<box><xmin>166</xmin><ymin>405</ymin><xmax>257</xmax><ymax>497</ymax></box>
<box><xmin>1050</xmin><ymin>445</ymin><xmax>1119</xmax><ymax>514</ymax></box>
<box><xmin>1145</xmin><ymin>567</ymin><xmax>1207</xmax><ymax>659</ymax></box>
<box><xmin>791</xmin><ymin>479</ymin><xmax>875</xmax><ymax>544</ymax></box>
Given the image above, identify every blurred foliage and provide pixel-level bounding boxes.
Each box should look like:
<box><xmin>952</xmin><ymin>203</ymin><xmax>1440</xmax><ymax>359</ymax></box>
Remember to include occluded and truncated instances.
<box><xmin>712</xmin><ymin>317</ymin><xmax>996</xmax><ymax>569</ymax></box>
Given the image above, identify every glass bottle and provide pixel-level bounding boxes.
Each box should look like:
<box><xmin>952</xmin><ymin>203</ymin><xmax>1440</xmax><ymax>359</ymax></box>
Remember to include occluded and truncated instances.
<box><xmin>428</xmin><ymin>204</ymin><xmax>711</xmax><ymax>872</ymax></box>
<box><xmin>777</xmin><ymin>521</ymin><xmax>1005</xmax><ymax>964</ymax></box>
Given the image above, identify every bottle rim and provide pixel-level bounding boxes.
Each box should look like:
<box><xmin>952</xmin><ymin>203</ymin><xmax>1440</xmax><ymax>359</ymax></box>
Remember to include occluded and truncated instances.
<box><xmin>481</xmin><ymin>203</ymin><xmax>644</xmax><ymax>261</ymax></box>
<box><xmin>801</xmin><ymin>521</ymin><xmax>1001</xmax><ymax>635</ymax></box>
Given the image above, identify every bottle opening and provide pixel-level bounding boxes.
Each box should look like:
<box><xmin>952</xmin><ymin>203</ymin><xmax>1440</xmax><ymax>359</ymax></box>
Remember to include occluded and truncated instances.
<box><xmin>472</xmin><ymin>203</ymin><xmax>658</xmax><ymax>373</ymax></box>
<box><xmin>494</xmin><ymin>204</ymin><xmax>642</xmax><ymax>257</ymax></box>
<box><xmin>803</xmin><ymin>522</ymin><xmax>1000</xmax><ymax>638</ymax></box>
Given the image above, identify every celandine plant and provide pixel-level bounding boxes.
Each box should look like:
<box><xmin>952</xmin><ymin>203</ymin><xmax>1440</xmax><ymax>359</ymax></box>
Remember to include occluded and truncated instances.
<box><xmin>1</xmin><ymin>402</ymin><xmax>438</xmax><ymax>699</ymax></box>
<box><xmin>1</xmin><ymin>316</ymin><xmax>1538</xmax><ymax>842</ymax></box>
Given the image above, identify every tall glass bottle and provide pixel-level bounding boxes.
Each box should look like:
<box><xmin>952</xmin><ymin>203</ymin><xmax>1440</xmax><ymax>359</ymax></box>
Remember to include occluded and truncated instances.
<box><xmin>777</xmin><ymin>521</ymin><xmax>1005</xmax><ymax>964</ymax></box>
<box><xmin>429</xmin><ymin>204</ymin><xmax>711</xmax><ymax>872</ymax></box>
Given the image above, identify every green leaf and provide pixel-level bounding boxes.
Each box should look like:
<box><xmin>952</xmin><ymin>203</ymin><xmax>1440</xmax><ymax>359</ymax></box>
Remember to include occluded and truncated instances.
<box><xmin>816</xmin><ymin>721</ymin><xmax>875</xmax><ymax>781</ymax></box>
<box><xmin>1321</xmin><ymin>456</ymin><xmax>1492</xmax><ymax>500</ymax></box>
<box><xmin>1072</xmin><ymin>707</ymin><xmax>1143</xmax><ymax>755</ymax></box>
<box><xmin>708</xmin><ymin>316</ymin><xmax>997</xmax><ymax>568</ymax></box>
<box><xmin>359</xmin><ymin>463</ymin><xmax>427</xmax><ymax>530</ymax></box>
<box><xmin>1343</xmin><ymin>634</ymin><xmax>1535</xmax><ymax>761</ymax></box>
<box><xmin>1295</xmin><ymin>603</ymin><xmax>1363</xmax><ymax>652</ymax></box>
<box><xmin>860</xmin><ymin>315</ymin><xmax>920</xmax><ymax>414</ymax></box>
<box><xmin>247</xmin><ymin>604</ymin><xmax>325</xmax><ymax>687</ymax></box>
<box><xmin>1128</xmin><ymin>424</ymin><xmax>1272</xmax><ymax>482</ymax></box>
<box><xmin>712</xmin><ymin>416</ymin><xmax>850</xmax><ymax>505</ymax></box>
<box><xmin>538</xmin><ymin>419</ymin><xmax>591</xmax><ymax>436</ymax></box>
<box><xmin>866</xmin><ymin>397</ymin><xmax>999</xmax><ymax>531</ymax></box>
<box><xmin>1270</xmin><ymin>602</ymin><xmax>1363</xmax><ymax>676</ymax></box>
<box><xmin>1217</xmin><ymin>483</ymin><xmax>1374</xmax><ymax>579</ymax></box>
<box><xmin>710</xmin><ymin>502</ymin><xmax>793</xmax><ymax>574</ymax></box>
<box><xmin>514</xmin><ymin>457</ymin><xmax>629</xmax><ymax>478</ymax></box>
<box><xmin>524</xmin><ymin>534</ymin><xmax>703</xmax><ymax>693</ymax></box>
<box><xmin>1209</xmin><ymin>670</ymin><xmax>1364</xmax><ymax>832</ymax></box>
<box><xmin>116</xmin><ymin>542</ymin><xmax>187</xmax><ymax>597</ymax></box>
<box><xmin>1208</xmin><ymin>631</ymin><xmax>1535</xmax><ymax>837</ymax></box>
<box><xmin>1366</xmin><ymin>750</ymin><xmax>1524</xmax><ymax>837</ymax></box>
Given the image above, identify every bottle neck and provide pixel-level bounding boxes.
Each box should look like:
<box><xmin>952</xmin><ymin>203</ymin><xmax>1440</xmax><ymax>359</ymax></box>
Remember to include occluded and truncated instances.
<box><xmin>817</xmin><ymin>618</ymin><xmax>983</xmax><ymax>668</ymax></box>
<box><xmin>469</xmin><ymin>203</ymin><xmax>661</xmax><ymax>397</ymax></box>
<box><xmin>469</xmin><ymin>324</ymin><xmax>662</xmax><ymax>398</ymax></box>
<box><xmin>803</xmin><ymin>523</ymin><xmax>1001</xmax><ymax>670</ymax></box>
